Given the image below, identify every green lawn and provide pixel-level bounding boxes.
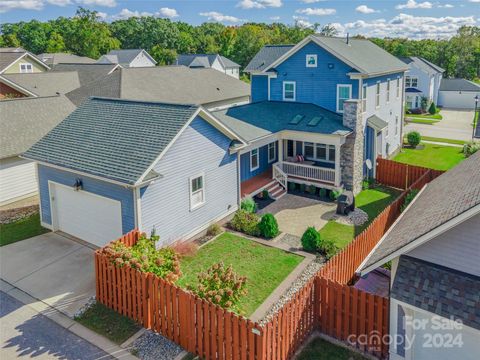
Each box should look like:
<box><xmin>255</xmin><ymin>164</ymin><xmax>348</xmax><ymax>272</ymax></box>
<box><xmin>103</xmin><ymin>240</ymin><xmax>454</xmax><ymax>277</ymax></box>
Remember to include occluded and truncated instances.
<box><xmin>297</xmin><ymin>337</ymin><xmax>368</xmax><ymax>360</ymax></box>
<box><xmin>0</xmin><ymin>213</ymin><xmax>49</xmax><ymax>247</ymax></box>
<box><xmin>177</xmin><ymin>232</ymin><xmax>303</xmax><ymax>316</ymax></box>
<box><xmin>319</xmin><ymin>186</ymin><xmax>401</xmax><ymax>249</ymax></box>
<box><xmin>393</xmin><ymin>143</ymin><xmax>465</xmax><ymax>171</ymax></box>
<box><xmin>418</xmin><ymin>136</ymin><xmax>466</xmax><ymax>146</ymax></box>
<box><xmin>406</xmin><ymin>108</ymin><xmax>442</xmax><ymax>120</ymax></box>
<box><xmin>406</xmin><ymin>118</ymin><xmax>440</xmax><ymax>125</ymax></box>
<box><xmin>75</xmin><ymin>302</ymin><xmax>141</xmax><ymax>344</ymax></box>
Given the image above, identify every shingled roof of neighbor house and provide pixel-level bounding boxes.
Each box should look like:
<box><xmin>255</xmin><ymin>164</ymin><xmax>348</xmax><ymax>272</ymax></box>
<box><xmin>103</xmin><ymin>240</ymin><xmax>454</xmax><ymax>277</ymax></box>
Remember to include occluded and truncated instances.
<box><xmin>212</xmin><ymin>101</ymin><xmax>352</xmax><ymax>142</ymax></box>
<box><xmin>440</xmin><ymin>78</ymin><xmax>480</xmax><ymax>92</ymax></box>
<box><xmin>38</xmin><ymin>53</ymin><xmax>96</xmax><ymax>65</ymax></box>
<box><xmin>0</xmin><ymin>49</ymin><xmax>49</xmax><ymax>73</ymax></box>
<box><xmin>176</xmin><ymin>54</ymin><xmax>240</xmax><ymax>69</ymax></box>
<box><xmin>51</xmin><ymin>63</ymin><xmax>119</xmax><ymax>85</ymax></box>
<box><xmin>398</xmin><ymin>56</ymin><xmax>445</xmax><ymax>75</ymax></box>
<box><xmin>392</xmin><ymin>255</ymin><xmax>480</xmax><ymax>331</ymax></box>
<box><xmin>23</xmin><ymin>97</ymin><xmax>200</xmax><ymax>185</ymax></box>
<box><xmin>244</xmin><ymin>45</ymin><xmax>294</xmax><ymax>72</ymax></box>
<box><xmin>97</xmin><ymin>49</ymin><xmax>157</xmax><ymax>67</ymax></box>
<box><xmin>0</xmin><ymin>95</ymin><xmax>76</xmax><ymax>159</ymax></box>
<box><xmin>359</xmin><ymin>151</ymin><xmax>480</xmax><ymax>273</ymax></box>
<box><xmin>2</xmin><ymin>71</ymin><xmax>81</xmax><ymax>96</ymax></box>
<box><xmin>65</xmin><ymin>66</ymin><xmax>250</xmax><ymax>107</ymax></box>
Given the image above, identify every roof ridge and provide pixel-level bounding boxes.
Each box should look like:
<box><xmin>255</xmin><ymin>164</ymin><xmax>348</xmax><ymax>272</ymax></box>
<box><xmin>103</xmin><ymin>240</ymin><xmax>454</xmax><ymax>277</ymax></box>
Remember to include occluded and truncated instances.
<box><xmin>88</xmin><ymin>96</ymin><xmax>199</xmax><ymax>108</ymax></box>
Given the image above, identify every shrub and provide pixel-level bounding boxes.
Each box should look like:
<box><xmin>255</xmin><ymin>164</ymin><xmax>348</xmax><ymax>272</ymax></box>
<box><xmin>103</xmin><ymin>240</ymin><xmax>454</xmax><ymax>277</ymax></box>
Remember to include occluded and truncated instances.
<box><xmin>171</xmin><ymin>240</ymin><xmax>198</xmax><ymax>258</ymax></box>
<box><xmin>230</xmin><ymin>210</ymin><xmax>260</xmax><ymax>236</ymax></box>
<box><xmin>407</xmin><ymin>131</ymin><xmax>421</xmax><ymax>148</ymax></box>
<box><xmin>463</xmin><ymin>142</ymin><xmax>480</xmax><ymax>158</ymax></box>
<box><xmin>301</xmin><ymin>227</ymin><xmax>321</xmax><ymax>252</ymax></box>
<box><xmin>101</xmin><ymin>235</ymin><xmax>181</xmax><ymax>282</ymax></box>
<box><xmin>319</xmin><ymin>188</ymin><xmax>327</xmax><ymax>198</ymax></box>
<box><xmin>288</xmin><ymin>182</ymin><xmax>296</xmax><ymax>191</ymax></box>
<box><xmin>401</xmin><ymin>189</ymin><xmax>419</xmax><ymax>212</ymax></box>
<box><xmin>258</xmin><ymin>213</ymin><xmax>279</xmax><ymax>239</ymax></box>
<box><xmin>240</xmin><ymin>197</ymin><xmax>257</xmax><ymax>213</ymax></box>
<box><xmin>190</xmin><ymin>262</ymin><xmax>247</xmax><ymax>312</ymax></box>
<box><xmin>362</xmin><ymin>177</ymin><xmax>375</xmax><ymax>190</ymax></box>
<box><xmin>262</xmin><ymin>189</ymin><xmax>270</xmax><ymax>199</ymax></box>
<box><xmin>428</xmin><ymin>102</ymin><xmax>437</xmax><ymax>115</ymax></box>
<box><xmin>317</xmin><ymin>237</ymin><xmax>338</xmax><ymax>259</ymax></box>
<box><xmin>329</xmin><ymin>189</ymin><xmax>342</xmax><ymax>201</ymax></box>
<box><xmin>206</xmin><ymin>223</ymin><xmax>222</xmax><ymax>237</ymax></box>
<box><xmin>308</xmin><ymin>185</ymin><xmax>316</xmax><ymax>195</ymax></box>
<box><xmin>420</xmin><ymin>97</ymin><xmax>428</xmax><ymax>111</ymax></box>
<box><xmin>410</xmin><ymin>108</ymin><xmax>422</xmax><ymax>115</ymax></box>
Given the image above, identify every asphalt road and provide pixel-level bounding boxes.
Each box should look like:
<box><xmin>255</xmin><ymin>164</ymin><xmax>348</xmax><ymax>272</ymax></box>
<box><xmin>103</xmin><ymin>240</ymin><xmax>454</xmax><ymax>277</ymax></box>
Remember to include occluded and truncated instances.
<box><xmin>0</xmin><ymin>291</ymin><xmax>112</xmax><ymax>360</ymax></box>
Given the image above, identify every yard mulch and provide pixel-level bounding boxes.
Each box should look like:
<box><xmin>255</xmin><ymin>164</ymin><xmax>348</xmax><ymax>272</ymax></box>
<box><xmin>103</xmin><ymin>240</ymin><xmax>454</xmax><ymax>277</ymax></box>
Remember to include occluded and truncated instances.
<box><xmin>296</xmin><ymin>337</ymin><xmax>368</xmax><ymax>360</ymax></box>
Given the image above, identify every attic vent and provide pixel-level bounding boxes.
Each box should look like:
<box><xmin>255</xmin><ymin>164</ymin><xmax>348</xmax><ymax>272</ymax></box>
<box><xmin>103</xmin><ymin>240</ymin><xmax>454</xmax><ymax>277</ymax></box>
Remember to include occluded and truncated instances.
<box><xmin>307</xmin><ymin>116</ymin><xmax>323</xmax><ymax>126</ymax></box>
<box><xmin>289</xmin><ymin>114</ymin><xmax>304</xmax><ymax>125</ymax></box>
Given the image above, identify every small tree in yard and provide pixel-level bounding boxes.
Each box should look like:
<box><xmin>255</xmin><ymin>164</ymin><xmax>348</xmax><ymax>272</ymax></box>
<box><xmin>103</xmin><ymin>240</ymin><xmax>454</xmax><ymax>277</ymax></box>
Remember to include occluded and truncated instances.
<box><xmin>301</xmin><ymin>227</ymin><xmax>321</xmax><ymax>252</ymax></box>
<box><xmin>407</xmin><ymin>131</ymin><xmax>421</xmax><ymax>148</ymax></box>
<box><xmin>258</xmin><ymin>213</ymin><xmax>279</xmax><ymax>239</ymax></box>
<box><xmin>428</xmin><ymin>102</ymin><xmax>437</xmax><ymax>115</ymax></box>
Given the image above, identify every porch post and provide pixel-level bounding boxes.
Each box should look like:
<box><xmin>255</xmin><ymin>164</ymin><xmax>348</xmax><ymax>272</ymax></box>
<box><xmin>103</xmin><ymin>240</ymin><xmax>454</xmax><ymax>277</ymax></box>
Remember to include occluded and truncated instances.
<box><xmin>278</xmin><ymin>139</ymin><xmax>283</xmax><ymax>163</ymax></box>
<box><xmin>334</xmin><ymin>143</ymin><xmax>341</xmax><ymax>186</ymax></box>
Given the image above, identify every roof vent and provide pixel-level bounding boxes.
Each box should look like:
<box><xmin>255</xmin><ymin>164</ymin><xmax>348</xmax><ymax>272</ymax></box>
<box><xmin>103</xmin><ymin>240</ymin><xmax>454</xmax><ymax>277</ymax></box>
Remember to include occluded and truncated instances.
<box><xmin>289</xmin><ymin>114</ymin><xmax>304</xmax><ymax>125</ymax></box>
<box><xmin>307</xmin><ymin>116</ymin><xmax>323</xmax><ymax>126</ymax></box>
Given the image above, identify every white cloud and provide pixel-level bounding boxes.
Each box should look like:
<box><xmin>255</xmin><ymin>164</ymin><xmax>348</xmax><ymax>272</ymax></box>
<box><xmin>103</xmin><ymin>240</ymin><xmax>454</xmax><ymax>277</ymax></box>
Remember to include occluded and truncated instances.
<box><xmin>157</xmin><ymin>7</ymin><xmax>178</xmax><ymax>18</ymax></box>
<box><xmin>113</xmin><ymin>8</ymin><xmax>153</xmax><ymax>20</ymax></box>
<box><xmin>296</xmin><ymin>7</ymin><xmax>336</xmax><ymax>16</ymax></box>
<box><xmin>96</xmin><ymin>11</ymin><xmax>107</xmax><ymax>19</ymax></box>
<box><xmin>438</xmin><ymin>4</ymin><xmax>454</xmax><ymax>8</ymax></box>
<box><xmin>47</xmin><ymin>0</ymin><xmax>72</xmax><ymax>6</ymax></box>
<box><xmin>0</xmin><ymin>0</ymin><xmax>44</xmax><ymax>12</ymax></box>
<box><xmin>396</xmin><ymin>0</ymin><xmax>432</xmax><ymax>10</ymax></box>
<box><xmin>199</xmin><ymin>11</ymin><xmax>243</xmax><ymax>23</ymax></box>
<box><xmin>468</xmin><ymin>0</ymin><xmax>480</xmax><ymax>2</ymax></box>
<box><xmin>293</xmin><ymin>16</ymin><xmax>314</xmax><ymax>28</ymax></box>
<box><xmin>270</xmin><ymin>15</ymin><xmax>280</xmax><ymax>20</ymax></box>
<box><xmin>236</xmin><ymin>0</ymin><xmax>282</xmax><ymax>9</ymax></box>
<box><xmin>77</xmin><ymin>0</ymin><xmax>116</xmax><ymax>8</ymax></box>
<box><xmin>356</xmin><ymin>5</ymin><xmax>379</xmax><ymax>14</ymax></box>
<box><xmin>299</xmin><ymin>0</ymin><xmax>326</xmax><ymax>3</ymax></box>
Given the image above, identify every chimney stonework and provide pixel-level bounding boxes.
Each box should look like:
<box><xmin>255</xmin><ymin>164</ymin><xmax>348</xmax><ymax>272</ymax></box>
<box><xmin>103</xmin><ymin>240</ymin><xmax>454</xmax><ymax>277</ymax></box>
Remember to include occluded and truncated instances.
<box><xmin>341</xmin><ymin>99</ymin><xmax>364</xmax><ymax>195</ymax></box>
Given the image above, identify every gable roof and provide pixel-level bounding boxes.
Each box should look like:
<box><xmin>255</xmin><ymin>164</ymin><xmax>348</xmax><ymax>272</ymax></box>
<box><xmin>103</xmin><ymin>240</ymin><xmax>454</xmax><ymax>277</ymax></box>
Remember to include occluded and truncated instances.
<box><xmin>23</xmin><ymin>97</ymin><xmax>200</xmax><ymax>185</ymax></box>
<box><xmin>440</xmin><ymin>78</ymin><xmax>480</xmax><ymax>92</ymax></box>
<box><xmin>38</xmin><ymin>53</ymin><xmax>96</xmax><ymax>65</ymax></box>
<box><xmin>244</xmin><ymin>45</ymin><xmax>294</xmax><ymax>73</ymax></box>
<box><xmin>399</xmin><ymin>56</ymin><xmax>445</xmax><ymax>75</ymax></box>
<box><xmin>358</xmin><ymin>152</ymin><xmax>480</xmax><ymax>274</ymax></box>
<box><xmin>0</xmin><ymin>95</ymin><xmax>76</xmax><ymax>159</ymax></box>
<box><xmin>2</xmin><ymin>71</ymin><xmax>81</xmax><ymax>96</ymax></box>
<box><xmin>212</xmin><ymin>101</ymin><xmax>351</xmax><ymax>143</ymax></box>
<box><xmin>176</xmin><ymin>54</ymin><xmax>240</xmax><ymax>69</ymax></box>
<box><xmin>65</xmin><ymin>66</ymin><xmax>250</xmax><ymax>107</ymax></box>
<box><xmin>99</xmin><ymin>49</ymin><xmax>157</xmax><ymax>67</ymax></box>
<box><xmin>51</xmin><ymin>63</ymin><xmax>119</xmax><ymax>86</ymax></box>
<box><xmin>0</xmin><ymin>50</ymin><xmax>50</xmax><ymax>73</ymax></box>
<box><xmin>392</xmin><ymin>255</ymin><xmax>480</xmax><ymax>331</ymax></box>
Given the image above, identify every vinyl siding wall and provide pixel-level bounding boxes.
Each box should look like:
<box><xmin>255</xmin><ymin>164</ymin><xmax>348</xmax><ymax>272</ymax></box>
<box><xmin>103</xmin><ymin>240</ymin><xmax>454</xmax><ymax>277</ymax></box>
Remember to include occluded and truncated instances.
<box><xmin>240</xmin><ymin>141</ymin><xmax>277</xmax><ymax>182</ymax></box>
<box><xmin>0</xmin><ymin>156</ymin><xmax>38</xmax><ymax>205</ymax></box>
<box><xmin>37</xmin><ymin>164</ymin><xmax>135</xmax><ymax>233</ymax></box>
<box><xmin>404</xmin><ymin>63</ymin><xmax>433</xmax><ymax>102</ymax></box>
<box><xmin>4</xmin><ymin>55</ymin><xmax>47</xmax><ymax>74</ymax></box>
<box><xmin>140</xmin><ymin>116</ymin><xmax>238</xmax><ymax>246</ymax></box>
<box><xmin>129</xmin><ymin>52</ymin><xmax>156</xmax><ymax>67</ymax></box>
<box><xmin>251</xmin><ymin>74</ymin><xmax>269</xmax><ymax>103</ymax></box>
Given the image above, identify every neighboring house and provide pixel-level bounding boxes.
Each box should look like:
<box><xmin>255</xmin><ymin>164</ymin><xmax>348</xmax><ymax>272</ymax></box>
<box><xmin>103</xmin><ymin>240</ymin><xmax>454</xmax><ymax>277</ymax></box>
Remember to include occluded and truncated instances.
<box><xmin>357</xmin><ymin>152</ymin><xmax>480</xmax><ymax>360</ymax></box>
<box><xmin>23</xmin><ymin>97</ymin><xmax>244</xmax><ymax>247</ymax></box>
<box><xmin>176</xmin><ymin>54</ymin><xmax>241</xmax><ymax>79</ymax></box>
<box><xmin>51</xmin><ymin>63</ymin><xmax>120</xmax><ymax>86</ymax></box>
<box><xmin>240</xmin><ymin>35</ymin><xmax>408</xmax><ymax>193</ymax></box>
<box><xmin>38</xmin><ymin>52</ymin><xmax>96</xmax><ymax>66</ymax></box>
<box><xmin>97</xmin><ymin>49</ymin><xmax>156</xmax><ymax>68</ymax></box>
<box><xmin>438</xmin><ymin>78</ymin><xmax>480</xmax><ymax>109</ymax></box>
<box><xmin>398</xmin><ymin>56</ymin><xmax>444</xmax><ymax>109</ymax></box>
<box><xmin>65</xmin><ymin>66</ymin><xmax>250</xmax><ymax>110</ymax></box>
<box><xmin>0</xmin><ymin>47</ymin><xmax>50</xmax><ymax>74</ymax></box>
<box><xmin>0</xmin><ymin>95</ymin><xmax>76</xmax><ymax>206</ymax></box>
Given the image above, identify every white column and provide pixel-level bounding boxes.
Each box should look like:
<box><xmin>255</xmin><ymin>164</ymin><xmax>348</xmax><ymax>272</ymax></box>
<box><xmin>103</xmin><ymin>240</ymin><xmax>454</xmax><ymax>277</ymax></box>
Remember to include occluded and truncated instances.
<box><xmin>278</xmin><ymin>139</ymin><xmax>283</xmax><ymax>163</ymax></box>
<box><xmin>335</xmin><ymin>143</ymin><xmax>341</xmax><ymax>186</ymax></box>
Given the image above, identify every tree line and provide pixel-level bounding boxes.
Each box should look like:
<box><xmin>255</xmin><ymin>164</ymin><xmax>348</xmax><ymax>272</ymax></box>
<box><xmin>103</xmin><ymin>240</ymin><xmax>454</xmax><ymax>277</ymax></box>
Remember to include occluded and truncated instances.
<box><xmin>1</xmin><ymin>8</ymin><xmax>478</xmax><ymax>80</ymax></box>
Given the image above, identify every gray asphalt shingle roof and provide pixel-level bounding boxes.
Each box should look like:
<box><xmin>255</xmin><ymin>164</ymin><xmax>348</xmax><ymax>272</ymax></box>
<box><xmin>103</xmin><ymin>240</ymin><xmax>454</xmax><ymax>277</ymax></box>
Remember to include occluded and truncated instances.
<box><xmin>367</xmin><ymin>115</ymin><xmax>388</xmax><ymax>131</ymax></box>
<box><xmin>398</xmin><ymin>56</ymin><xmax>445</xmax><ymax>75</ymax></box>
<box><xmin>360</xmin><ymin>151</ymin><xmax>480</xmax><ymax>272</ymax></box>
<box><xmin>2</xmin><ymin>71</ymin><xmax>81</xmax><ymax>96</ymax></box>
<box><xmin>212</xmin><ymin>101</ymin><xmax>351</xmax><ymax>142</ymax></box>
<box><xmin>38</xmin><ymin>53</ymin><xmax>96</xmax><ymax>65</ymax></box>
<box><xmin>0</xmin><ymin>52</ymin><xmax>24</xmax><ymax>72</ymax></box>
<box><xmin>244</xmin><ymin>45</ymin><xmax>294</xmax><ymax>72</ymax></box>
<box><xmin>23</xmin><ymin>97</ymin><xmax>199</xmax><ymax>185</ymax></box>
<box><xmin>392</xmin><ymin>255</ymin><xmax>480</xmax><ymax>330</ymax></box>
<box><xmin>176</xmin><ymin>54</ymin><xmax>240</xmax><ymax>69</ymax></box>
<box><xmin>51</xmin><ymin>63</ymin><xmax>118</xmax><ymax>85</ymax></box>
<box><xmin>0</xmin><ymin>95</ymin><xmax>76</xmax><ymax>159</ymax></box>
<box><xmin>440</xmin><ymin>78</ymin><xmax>480</xmax><ymax>92</ymax></box>
<box><xmin>99</xmin><ymin>49</ymin><xmax>156</xmax><ymax>67</ymax></box>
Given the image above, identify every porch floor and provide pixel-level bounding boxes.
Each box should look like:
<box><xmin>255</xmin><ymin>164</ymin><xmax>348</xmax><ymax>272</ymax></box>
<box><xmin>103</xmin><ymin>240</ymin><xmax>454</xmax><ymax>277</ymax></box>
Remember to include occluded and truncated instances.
<box><xmin>241</xmin><ymin>168</ymin><xmax>273</xmax><ymax>198</ymax></box>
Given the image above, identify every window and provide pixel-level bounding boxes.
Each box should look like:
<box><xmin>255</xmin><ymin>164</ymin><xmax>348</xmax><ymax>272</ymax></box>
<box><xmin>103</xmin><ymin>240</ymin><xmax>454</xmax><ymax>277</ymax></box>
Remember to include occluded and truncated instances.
<box><xmin>362</xmin><ymin>84</ymin><xmax>367</xmax><ymax>112</ymax></box>
<box><xmin>268</xmin><ymin>142</ymin><xmax>276</xmax><ymax>163</ymax></box>
<box><xmin>336</xmin><ymin>84</ymin><xmax>352</xmax><ymax>112</ymax></box>
<box><xmin>283</xmin><ymin>81</ymin><xmax>296</xmax><ymax>101</ymax></box>
<box><xmin>396</xmin><ymin>78</ymin><xmax>400</xmax><ymax>98</ymax></box>
<box><xmin>250</xmin><ymin>148</ymin><xmax>259</xmax><ymax>171</ymax></box>
<box><xmin>386</xmin><ymin>79</ymin><xmax>391</xmax><ymax>103</ymax></box>
<box><xmin>328</xmin><ymin>145</ymin><xmax>336</xmax><ymax>162</ymax></box>
<box><xmin>395</xmin><ymin>116</ymin><xmax>399</xmax><ymax>135</ymax></box>
<box><xmin>190</xmin><ymin>174</ymin><xmax>205</xmax><ymax>210</ymax></box>
<box><xmin>306</xmin><ymin>54</ymin><xmax>317</xmax><ymax>67</ymax></box>
<box><xmin>304</xmin><ymin>142</ymin><xmax>314</xmax><ymax>159</ymax></box>
<box><xmin>375</xmin><ymin>82</ymin><xmax>380</xmax><ymax>108</ymax></box>
<box><xmin>314</xmin><ymin>143</ymin><xmax>335</xmax><ymax>163</ymax></box>
<box><xmin>20</xmin><ymin>63</ymin><xmax>33</xmax><ymax>73</ymax></box>
<box><xmin>405</xmin><ymin>76</ymin><xmax>418</xmax><ymax>88</ymax></box>
<box><xmin>316</xmin><ymin>144</ymin><xmax>326</xmax><ymax>160</ymax></box>
<box><xmin>286</xmin><ymin>140</ymin><xmax>294</xmax><ymax>157</ymax></box>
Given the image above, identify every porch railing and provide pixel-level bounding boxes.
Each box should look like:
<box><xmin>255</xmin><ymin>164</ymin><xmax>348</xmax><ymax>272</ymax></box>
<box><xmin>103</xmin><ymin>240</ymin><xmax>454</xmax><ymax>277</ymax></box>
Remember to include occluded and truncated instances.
<box><xmin>275</xmin><ymin>161</ymin><xmax>336</xmax><ymax>185</ymax></box>
<box><xmin>272</xmin><ymin>162</ymin><xmax>287</xmax><ymax>189</ymax></box>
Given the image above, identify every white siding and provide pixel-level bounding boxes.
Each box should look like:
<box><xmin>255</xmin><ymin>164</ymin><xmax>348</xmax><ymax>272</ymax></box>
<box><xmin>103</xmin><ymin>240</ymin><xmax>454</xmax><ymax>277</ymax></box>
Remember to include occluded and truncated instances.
<box><xmin>129</xmin><ymin>51</ymin><xmax>156</xmax><ymax>68</ymax></box>
<box><xmin>0</xmin><ymin>156</ymin><xmax>38</xmax><ymax>205</ymax></box>
<box><xmin>438</xmin><ymin>90</ymin><xmax>480</xmax><ymax>109</ymax></box>
<box><xmin>407</xmin><ymin>213</ymin><xmax>480</xmax><ymax>276</ymax></box>
<box><xmin>405</xmin><ymin>63</ymin><xmax>433</xmax><ymax>102</ymax></box>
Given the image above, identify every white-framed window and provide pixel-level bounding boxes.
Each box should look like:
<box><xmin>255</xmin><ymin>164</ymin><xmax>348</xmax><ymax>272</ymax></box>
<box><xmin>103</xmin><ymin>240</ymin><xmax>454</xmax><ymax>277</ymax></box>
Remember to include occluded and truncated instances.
<box><xmin>396</xmin><ymin>78</ymin><xmax>400</xmax><ymax>98</ymax></box>
<box><xmin>405</xmin><ymin>76</ymin><xmax>418</xmax><ymax>88</ymax></box>
<box><xmin>268</xmin><ymin>142</ymin><xmax>276</xmax><ymax>163</ymax></box>
<box><xmin>395</xmin><ymin>116</ymin><xmax>399</xmax><ymax>135</ymax></box>
<box><xmin>328</xmin><ymin>145</ymin><xmax>335</xmax><ymax>162</ymax></box>
<box><xmin>375</xmin><ymin>82</ymin><xmax>381</xmax><ymax>108</ymax></box>
<box><xmin>306</xmin><ymin>143</ymin><xmax>336</xmax><ymax>163</ymax></box>
<box><xmin>306</xmin><ymin>54</ymin><xmax>317</xmax><ymax>67</ymax></box>
<box><xmin>190</xmin><ymin>174</ymin><xmax>205</xmax><ymax>210</ymax></box>
<box><xmin>362</xmin><ymin>84</ymin><xmax>367</xmax><ymax>112</ymax></box>
<box><xmin>304</xmin><ymin>142</ymin><xmax>314</xmax><ymax>159</ymax></box>
<box><xmin>250</xmin><ymin>148</ymin><xmax>259</xmax><ymax>171</ymax></box>
<box><xmin>283</xmin><ymin>81</ymin><xmax>296</xmax><ymax>101</ymax></box>
<box><xmin>20</xmin><ymin>63</ymin><xmax>33</xmax><ymax>73</ymax></box>
<box><xmin>336</xmin><ymin>84</ymin><xmax>352</xmax><ymax>113</ymax></box>
<box><xmin>386</xmin><ymin>79</ymin><xmax>391</xmax><ymax>103</ymax></box>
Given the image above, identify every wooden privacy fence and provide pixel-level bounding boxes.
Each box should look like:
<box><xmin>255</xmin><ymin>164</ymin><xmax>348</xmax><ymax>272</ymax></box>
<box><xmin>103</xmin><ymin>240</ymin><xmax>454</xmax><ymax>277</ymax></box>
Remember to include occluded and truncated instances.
<box><xmin>95</xmin><ymin>159</ymin><xmax>444</xmax><ymax>360</ymax></box>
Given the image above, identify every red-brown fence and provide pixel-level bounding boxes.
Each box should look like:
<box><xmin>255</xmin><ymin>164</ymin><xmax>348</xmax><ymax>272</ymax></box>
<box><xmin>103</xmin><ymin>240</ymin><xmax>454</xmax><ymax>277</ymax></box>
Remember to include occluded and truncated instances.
<box><xmin>95</xmin><ymin>159</ymin><xmax>444</xmax><ymax>360</ymax></box>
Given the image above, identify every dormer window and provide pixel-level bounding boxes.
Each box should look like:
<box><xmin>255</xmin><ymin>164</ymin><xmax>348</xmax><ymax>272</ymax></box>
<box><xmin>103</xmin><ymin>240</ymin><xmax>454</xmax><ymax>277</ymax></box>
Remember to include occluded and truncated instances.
<box><xmin>306</xmin><ymin>54</ymin><xmax>317</xmax><ymax>68</ymax></box>
<box><xmin>20</xmin><ymin>63</ymin><xmax>33</xmax><ymax>73</ymax></box>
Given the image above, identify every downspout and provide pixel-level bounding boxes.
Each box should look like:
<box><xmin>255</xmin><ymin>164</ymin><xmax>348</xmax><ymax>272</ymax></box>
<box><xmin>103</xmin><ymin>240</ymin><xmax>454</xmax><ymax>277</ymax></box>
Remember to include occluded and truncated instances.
<box><xmin>400</xmin><ymin>74</ymin><xmax>406</xmax><ymax>155</ymax></box>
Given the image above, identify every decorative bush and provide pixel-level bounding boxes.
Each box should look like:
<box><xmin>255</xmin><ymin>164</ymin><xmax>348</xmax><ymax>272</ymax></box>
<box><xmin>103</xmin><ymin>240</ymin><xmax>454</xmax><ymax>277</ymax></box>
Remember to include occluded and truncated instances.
<box><xmin>206</xmin><ymin>223</ymin><xmax>222</xmax><ymax>237</ymax></box>
<box><xmin>420</xmin><ymin>97</ymin><xmax>428</xmax><ymax>111</ymax></box>
<box><xmin>407</xmin><ymin>131</ymin><xmax>421</xmax><ymax>148</ymax></box>
<box><xmin>317</xmin><ymin>237</ymin><xmax>338</xmax><ymax>259</ymax></box>
<box><xmin>101</xmin><ymin>235</ymin><xmax>181</xmax><ymax>283</ymax></box>
<box><xmin>230</xmin><ymin>210</ymin><xmax>260</xmax><ymax>236</ymax></box>
<box><xmin>362</xmin><ymin>177</ymin><xmax>375</xmax><ymax>190</ymax></box>
<box><xmin>401</xmin><ymin>189</ymin><xmax>420</xmax><ymax>212</ymax></box>
<box><xmin>258</xmin><ymin>213</ymin><xmax>279</xmax><ymax>239</ymax></box>
<box><xmin>301</xmin><ymin>227</ymin><xmax>321</xmax><ymax>252</ymax></box>
<box><xmin>308</xmin><ymin>185</ymin><xmax>316</xmax><ymax>195</ymax></box>
<box><xmin>288</xmin><ymin>182</ymin><xmax>296</xmax><ymax>191</ymax></box>
<box><xmin>191</xmin><ymin>262</ymin><xmax>247</xmax><ymax>312</ymax></box>
<box><xmin>463</xmin><ymin>142</ymin><xmax>480</xmax><ymax>158</ymax></box>
<box><xmin>262</xmin><ymin>189</ymin><xmax>270</xmax><ymax>199</ymax></box>
<box><xmin>329</xmin><ymin>189</ymin><xmax>342</xmax><ymax>201</ymax></box>
<box><xmin>428</xmin><ymin>102</ymin><xmax>437</xmax><ymax>115</ymax></box>
<box><xmin>319</xmin><ymin>188</ymin><xmax>327</xmax><ymax>198</ymax></box>
<box><xmin>240</xmin><ymin>197</ymin><xmax>257</xmax><ymax>213</ymax></box>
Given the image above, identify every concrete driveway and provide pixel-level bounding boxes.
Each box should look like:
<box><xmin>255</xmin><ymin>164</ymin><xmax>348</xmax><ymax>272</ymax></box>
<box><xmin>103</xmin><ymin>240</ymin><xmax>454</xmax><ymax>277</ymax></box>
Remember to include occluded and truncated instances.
<box><xmin>0</xmin><ymin>232</ymin><xmax>95</xmax><ymax>318</ymax></box>
<box><xmin>405</xmin><ymin>109</ymin><xmax>475</xmax><ymax>141</ymax></box>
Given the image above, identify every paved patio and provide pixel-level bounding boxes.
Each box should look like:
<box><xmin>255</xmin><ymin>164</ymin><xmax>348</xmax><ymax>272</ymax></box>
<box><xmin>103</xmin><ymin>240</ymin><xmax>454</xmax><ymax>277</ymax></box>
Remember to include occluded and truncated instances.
<box><xmin>258</xmin><ymin>193</ymin><xmax>336</xmax><ymax>237</ymax></box>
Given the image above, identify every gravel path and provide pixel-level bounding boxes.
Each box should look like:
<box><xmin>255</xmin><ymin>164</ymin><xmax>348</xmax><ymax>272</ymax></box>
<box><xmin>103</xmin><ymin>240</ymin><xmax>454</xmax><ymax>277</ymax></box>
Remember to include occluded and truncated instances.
<box><xmin>132</xmin><ymin>330</ymin><xmax>184</xmax><ymax>360</ymax></box>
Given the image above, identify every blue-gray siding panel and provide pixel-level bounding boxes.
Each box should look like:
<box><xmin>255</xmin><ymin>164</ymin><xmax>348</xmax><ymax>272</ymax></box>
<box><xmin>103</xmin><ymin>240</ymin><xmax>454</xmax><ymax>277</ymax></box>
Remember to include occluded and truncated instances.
<box><xmin>140</xmin><ymin>116</ymin><xmax>238</xmax><ymax>246</ymax></box>
<box><xmin>240</xmin><ymin>141</ymin><xmax>277</xmax><ymax>182</ymax></box>
<box><xmin>267</xmin><ymin>42</ymin><xmax>359</xmax><ymax>112</ymax></box>
<box><xmin>251</xmin><ymin>75</ymin><xmax>269</xmax><ymax>103</ymax></box>
<box><xmin>37</xmin><ymin>164</ymin><xmax>135</xmax><ymax>233</ymax></box>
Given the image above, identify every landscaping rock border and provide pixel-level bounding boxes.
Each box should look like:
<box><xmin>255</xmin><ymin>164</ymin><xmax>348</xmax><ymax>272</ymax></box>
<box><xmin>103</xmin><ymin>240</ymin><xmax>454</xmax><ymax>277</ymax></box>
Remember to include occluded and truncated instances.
<box><xmin>0</xmin><ymin>204</ymin><xmax>39</xmax><ymax>224</ymax></box>
<box><xmin>132</xmin><ymin>330</ymin><xmax>184</xmax><ymax>360</ymax></box>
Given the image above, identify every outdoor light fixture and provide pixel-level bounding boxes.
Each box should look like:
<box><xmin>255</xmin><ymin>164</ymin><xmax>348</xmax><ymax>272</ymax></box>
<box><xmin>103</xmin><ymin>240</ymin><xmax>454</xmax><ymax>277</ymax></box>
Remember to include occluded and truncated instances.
<box><xmin>73</xmin><ymin>178</ymin><xmax>83</xmax><ymax>191</ymax></box>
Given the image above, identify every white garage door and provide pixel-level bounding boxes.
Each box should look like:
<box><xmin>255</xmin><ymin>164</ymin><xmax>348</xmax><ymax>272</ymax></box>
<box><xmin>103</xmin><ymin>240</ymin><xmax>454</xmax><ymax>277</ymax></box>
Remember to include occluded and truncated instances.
<box><xmin>438</xmin><ymin>91</ymin><xmax>479</xmax><ymax>109</ymax></box>
<box><xmin>50</xmin><ymin>182</ymin><xmax>123</xmax><ymax>247</ymax></box>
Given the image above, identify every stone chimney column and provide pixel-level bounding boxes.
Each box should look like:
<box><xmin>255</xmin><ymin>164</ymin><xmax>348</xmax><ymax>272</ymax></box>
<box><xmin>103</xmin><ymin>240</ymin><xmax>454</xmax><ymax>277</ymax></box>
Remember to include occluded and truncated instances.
<box><xmin>340</xmin><ymin>99</ymin><xmax>364</xmax><ymax>195</ymax></box>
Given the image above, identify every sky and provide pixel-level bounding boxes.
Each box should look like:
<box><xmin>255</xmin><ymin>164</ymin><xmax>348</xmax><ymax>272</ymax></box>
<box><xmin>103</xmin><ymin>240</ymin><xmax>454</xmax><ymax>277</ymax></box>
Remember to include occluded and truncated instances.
<box><xmin>0</xmin><ymin>0</ymin><xmax>479</xmax><ymax>39</ymax></box>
